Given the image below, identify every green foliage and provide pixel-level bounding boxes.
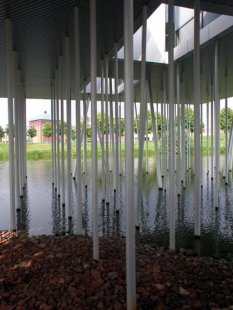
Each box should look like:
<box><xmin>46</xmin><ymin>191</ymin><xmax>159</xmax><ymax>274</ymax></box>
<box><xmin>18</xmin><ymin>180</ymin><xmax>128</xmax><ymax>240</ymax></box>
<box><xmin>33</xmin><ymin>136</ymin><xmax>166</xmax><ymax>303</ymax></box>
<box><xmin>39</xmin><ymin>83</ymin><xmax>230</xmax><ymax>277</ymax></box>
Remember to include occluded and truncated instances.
<box><xmin>42</xmin><ymin>123</ymin><xmax>52</xmax><ymax>138</ymax></box>
<box><xmin>27</xmin><ymin>127</ymin><xmax>37</xmax><ymax>138</ymax></box>
<box><xmin>0</xmin><ymin>126</ymin><xmax>4</xmax><ymax>140</ymax></box>
<box><xmin>184</xmin><ymin>108</ymin><xmax>194</xmax><ymax>133</ymax></box>
<box><xmin>220</xmin><ymin>107</ymin><xmax>233</xmax><ymax>132</ymax></box>
<box><xmin>178</xmin><ymin>107</ymin><xmax>204</xmax><ymax>133</ymax></box>
<box><xmin>86</xmin><ymin>126</ymin><xmax>92</xmax><ymax>139</ymax></box>
<box><xmin>5</xmin><ymin>124</ymin><xmax>15</xmax><ymax>137</ymax></box>
<box><xmin>43</xmin><ymin>122</ymin><xmax>75</xmax><ymax>139</ymax></box>
<box><xmin>96</xmin><ymin>112</ymin><xmax>125</xmax><ymax>136</ymax></box>
<box><xmin>135</xmin><ymin>111</ymin><xmax>167</xmax><ymax>137</ymax></box>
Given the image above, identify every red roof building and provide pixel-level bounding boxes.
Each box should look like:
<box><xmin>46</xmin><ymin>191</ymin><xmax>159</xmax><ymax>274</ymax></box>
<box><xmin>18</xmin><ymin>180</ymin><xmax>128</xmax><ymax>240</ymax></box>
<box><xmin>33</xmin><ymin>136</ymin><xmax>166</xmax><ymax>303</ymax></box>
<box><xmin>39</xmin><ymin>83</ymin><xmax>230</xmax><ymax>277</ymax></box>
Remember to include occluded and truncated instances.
<box><xmin>29</xmin><ymin>112</ymin><xmax>51</xmax><ymax>143</ymax></box>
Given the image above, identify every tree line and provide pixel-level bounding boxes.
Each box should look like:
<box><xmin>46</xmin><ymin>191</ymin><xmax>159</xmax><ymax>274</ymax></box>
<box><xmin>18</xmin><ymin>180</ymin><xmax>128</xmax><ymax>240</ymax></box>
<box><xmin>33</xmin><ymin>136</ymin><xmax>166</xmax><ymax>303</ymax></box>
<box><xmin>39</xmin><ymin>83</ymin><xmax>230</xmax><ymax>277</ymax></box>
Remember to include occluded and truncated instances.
<box><xmin>0</xmin><ymin>107</ymin><xmax>233</xmax><ymax>142</ymax></box>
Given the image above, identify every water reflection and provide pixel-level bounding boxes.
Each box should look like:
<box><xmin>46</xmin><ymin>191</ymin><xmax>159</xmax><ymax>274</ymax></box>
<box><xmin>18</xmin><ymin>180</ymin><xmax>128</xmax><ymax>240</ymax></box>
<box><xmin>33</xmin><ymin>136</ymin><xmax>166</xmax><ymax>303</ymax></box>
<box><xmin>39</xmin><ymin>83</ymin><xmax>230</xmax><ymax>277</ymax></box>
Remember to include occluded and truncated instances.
<box><xmin>1</xmin><ymin>157</ymin><xmax>233</xmax><ymax>258</ymax></box>
<box><xmin>16</xmin><ymin>186</ymin><xmax>30</xmax><ymax>235</ymax></box>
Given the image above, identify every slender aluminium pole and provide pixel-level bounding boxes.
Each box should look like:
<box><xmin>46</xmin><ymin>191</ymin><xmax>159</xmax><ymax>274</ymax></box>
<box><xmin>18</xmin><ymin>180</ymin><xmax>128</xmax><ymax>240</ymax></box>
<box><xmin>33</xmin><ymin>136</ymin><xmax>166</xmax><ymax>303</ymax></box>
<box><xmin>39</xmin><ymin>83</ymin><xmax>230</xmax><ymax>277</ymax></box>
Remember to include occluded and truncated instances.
<box><xmin>147</xmin><ymin>81</ymin><xmax>162</xmax><ymax>189</ymax></box>
<box><xmin>90</xmin><ymin>0</ymin><xmax>99</xmax><ymax>260</ymax></box>
<box><xmin>193</xmin><ymin>0</ymin><xmax>201</xmax><ymax>237</ymax></box>
<box><xmin>136</xmin><ymin>5</ymin><xmax>147</xmax><ymax>228</ymax></box>
<box><xmin>211</xmin><ymin>80</ymin><xmax>214</xmax><ymax>180</ymax></box>
<box><xmin>56</xmin><ymin>69</ymin><xmax>61</xmax><ymax>197</ymax></box>
<box><xmin>65</xmin><ymin>37</ymin><xmax>72</xmax><ymax>219</ymax></box>
<box><xmin>168</xmin><ymin>0</ymin><xmax>176</xmax><ymax>250</ymax></box>
<box><xmin>207</xmin><ymin>88</ymin><xmax>209</xmax><ymax>175</ymax></box>
<box><xmin>6</xmin><ymin>18</ymin><xmax>16</xmax><ymax>231</ymax></box>
<box><xmin>100</xmin><ymin>61</ymin><xmax>106</xmax><ymax>200</ymax></box>
<box><xmin>74</xmin><ymin>7</ymin><xmax>82</xmax><ymax>234</ymax></box>
<box><xmin>114</xmin><ymin>43</ymin><xmax>120</xmax><ymax>212</ymax></box>
<box><xmin>105</xmin><ymin>56</ymin><xmax>110</xmax><ymax>204</ymax></box>
<box><xmin>51</xmin><ymin>81</ymin><xmax>55</xmax><ymax>186</ymax></box>
<box><xmin>124</xmin><ymin>0</ymin><xmax>136</xmax><ymax>308</ymax></box>
<box><xmin>83</xmin><ymin>87</ymin><xmax>88</xmax><ymax>186</ymax></box>
<box><xmin>181</xmin><ymin>71</ymin><xmax>186</xmax><ymax>187</ymax></box>
<box><xmin>176</xmin><ymin>63</ymin><xmax>181</xmax><ymax>196</ymax></box>
<box><xmin>224</xmin><ymin>73</ymin><xmax>228</xmax><ymax>185</ymax></box>
<box><xmin>109</xmin><ymin>78</ymin><xmax>116</xmax><ymax>190</ymax></box>
<box><xmin>59</xmin><ymin>56</ymin><xmax>65</xmax><ymax>206</ymax></box>
<box><xmin>214</xmin><ymin>41</ymin><xmax>220</xmax><ymax>209</ymax></box>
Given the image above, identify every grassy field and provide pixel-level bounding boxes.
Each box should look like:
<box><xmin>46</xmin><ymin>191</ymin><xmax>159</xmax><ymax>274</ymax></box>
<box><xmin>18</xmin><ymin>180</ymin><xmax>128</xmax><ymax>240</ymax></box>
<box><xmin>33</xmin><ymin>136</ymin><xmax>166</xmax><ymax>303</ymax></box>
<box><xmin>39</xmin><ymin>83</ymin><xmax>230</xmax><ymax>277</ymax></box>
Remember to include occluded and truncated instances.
<box><xmin>0</xmin><ymin>135</ymin><xmax>227</xmax><ymax>160</ymax></box>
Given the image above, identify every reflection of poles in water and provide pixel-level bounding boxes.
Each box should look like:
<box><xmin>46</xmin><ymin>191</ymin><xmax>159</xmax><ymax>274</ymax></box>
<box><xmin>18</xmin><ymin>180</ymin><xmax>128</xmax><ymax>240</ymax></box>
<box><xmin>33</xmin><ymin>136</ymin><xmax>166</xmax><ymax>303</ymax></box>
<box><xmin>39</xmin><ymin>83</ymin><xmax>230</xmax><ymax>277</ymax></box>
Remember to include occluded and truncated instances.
<box><xmin>51</xmin><ymin>190</ymin><xmax>60</xmax><ymax>236</ymax></box>
<box><xmin>16</xmin><ymin>187</ymin><xmax>30</xmax><ymax>237</ymax></box>
<box><xmin>101</xmin><ymin>200</ymin><xmax>106</xmax><ymax>237</ymax></box>
<box><xmin>62</xmin><ymin>204</ymin><xmax>66</xmax><ymax>236</ymax></box>
<box><xmin>106</xmin><ymin>203</ymin><xmax>110</xmax><ymax>238</ymax></box>
<box><xmin>154</xmin><ymin>187</ymin><xmax>165</xmax><ymax>236</ymax></box>
<box><xmin>116</xmin><ymin>212</ymin><xmax>120</xmax><ymax>237</ymax></box>
<box><xmin>82</xmin><ymin>186</ymin><xmax>89</xmax><ymax>236</ymax></box>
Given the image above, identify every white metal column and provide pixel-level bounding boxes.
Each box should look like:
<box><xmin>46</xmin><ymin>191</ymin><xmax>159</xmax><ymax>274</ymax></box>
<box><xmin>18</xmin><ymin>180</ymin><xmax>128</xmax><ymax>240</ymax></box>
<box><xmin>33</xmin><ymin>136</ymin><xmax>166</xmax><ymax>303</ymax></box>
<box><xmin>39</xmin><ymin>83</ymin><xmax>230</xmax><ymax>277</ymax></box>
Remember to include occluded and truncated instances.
<box><xmin>136</xmin><ymin>5</ymin><xmax>147</xmax><ymax>228</ymax></box>
<box><xmin>168</xmin><ymin>0</ymin><xmax>176</xmax><ymax>250</ymax></box>
<box><xmin>65</xmin><ymin>37</ymin><xmax>72</xmax><ymax>219</ymax></box>
<box><xmin>214</xmin><ymin>41</ymin><xmax>220</xmax><ymax>209</ymax></box>
<box><xmin>6</xmin><ymin>18</ymin><xmax>16</xmax><ymax>231</ymax></box>
<box><xmin>101</xmin><ymin>61</ymin><xmax>106</xmax><ymax>200</ymax></box>
<box><xmin>124</xmin><ymin>0</ymin><xmax>136</xmax><ymax>307</ymax></box>
<box><xmin>59</xmin><ymin>56</ymin><xmax>65</xmax><ymax>206</ymax></box>
<box><xmin>194</xmin><ymin>0</ymin><xmax>201</xmax><ymax>237</ymax></box>
<box><xmin>105</xmin><ymin>56</ymin><xmax>110</xmax><ymax>204</ymax></box>
<box><xmin>224</xmin><ymin>73</ymin><xmax>228</xmax><ymax>185</ymax></box>
<box><xmin>74</xmin><ymin>7</ymin><xmax>82</xmax><ymax>234</ymax></box>
<box><xmin>114</xmin><ymin>43</ymin><xmax>120</xmax><ymax>212</ymax></box>
<box><xmin>90</xmin><ymin>0</ymin><xmax>99</xmax><ymax>260</ymax></box>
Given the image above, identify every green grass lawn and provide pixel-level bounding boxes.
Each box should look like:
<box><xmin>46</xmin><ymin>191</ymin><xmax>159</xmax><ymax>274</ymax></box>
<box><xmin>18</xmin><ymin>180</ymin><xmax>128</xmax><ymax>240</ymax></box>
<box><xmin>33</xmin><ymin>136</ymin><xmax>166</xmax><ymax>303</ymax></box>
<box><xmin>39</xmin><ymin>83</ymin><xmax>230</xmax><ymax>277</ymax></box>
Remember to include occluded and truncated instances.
<box><xmin>0</xmin><ymin>135</ymin><xmax>227</xmax><ymax>160</ymax></box>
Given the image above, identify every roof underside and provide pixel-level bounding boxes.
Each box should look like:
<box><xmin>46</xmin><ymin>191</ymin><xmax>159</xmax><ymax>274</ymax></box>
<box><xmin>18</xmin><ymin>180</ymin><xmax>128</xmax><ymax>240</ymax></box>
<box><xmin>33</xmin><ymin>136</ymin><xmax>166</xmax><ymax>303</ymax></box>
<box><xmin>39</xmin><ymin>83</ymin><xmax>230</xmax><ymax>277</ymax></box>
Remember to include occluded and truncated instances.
<box><xmin>0</xmin><ymin>0</ymin><xmax>233</xmax><ymax>100</ymax></box>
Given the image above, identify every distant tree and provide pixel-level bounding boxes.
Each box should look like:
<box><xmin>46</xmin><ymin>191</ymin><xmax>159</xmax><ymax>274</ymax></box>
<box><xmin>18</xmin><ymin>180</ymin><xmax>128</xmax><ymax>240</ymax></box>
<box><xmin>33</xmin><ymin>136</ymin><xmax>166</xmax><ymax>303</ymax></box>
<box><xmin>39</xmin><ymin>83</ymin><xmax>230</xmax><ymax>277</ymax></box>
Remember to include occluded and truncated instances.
<box><xmin>71</xmin><ymin>127</ymin><xmax>76</xmax><ymax>141</ymax></box>
<box><xmin>43</xmin><ymin>123</ymin><xmax>52</xmax><ymax>138</ymax></box>
<box><xmin>220</xmin><ymin>107</ymin><xmax>233</xmax><ymax>132</ymax></box>
<box><xmin>27</xmin><ymin>127</ymin><xmax>37</xmax><ymax>139</ymax></box>
<box><xmin>119</xmin><ymin>118</ymin><xmax>125</xmax><ymax>136</ymax></box>
<box><xmin>5</xmin><ymin>124</ymin><xmax>15</xmax><ymax>137</ymax></box>
<box><xmin>43</xmin><ymin>122</ymin><xmax>69</xmax><ymax>138</ymax></box>
<box><xmin>175</xmin><ymin>107</ymin><xmax>205</xmax><ymax>134</ymax></box>
<box><xmin>0</xmin><ymin>126</ymin><xmax>4</xmax><ymax>141</ymax></box>
<box><xmin>86</xmin><ymin>126</ymin><xmax>92</xmax><ymax>139</ymax></box>
<box><xmin>135</xmin><ymin>112</ymin><xmax>166</xmax><ymax>137</ymax></box>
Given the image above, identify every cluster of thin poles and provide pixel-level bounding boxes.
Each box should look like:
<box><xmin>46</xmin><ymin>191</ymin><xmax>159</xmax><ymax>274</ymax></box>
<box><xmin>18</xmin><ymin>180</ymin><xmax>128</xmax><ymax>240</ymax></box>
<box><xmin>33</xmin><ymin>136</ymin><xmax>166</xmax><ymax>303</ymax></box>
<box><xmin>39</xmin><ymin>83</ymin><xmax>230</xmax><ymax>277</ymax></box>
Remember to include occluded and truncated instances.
<box><xmin>5</xmin><ymin>19</ymin><xmax>27</xmax><ymax>232</ymax></box>
<box><xmin>5</xmin><ymin>0</ymin><xmax>231</xmax><ymax>308</ymax></box>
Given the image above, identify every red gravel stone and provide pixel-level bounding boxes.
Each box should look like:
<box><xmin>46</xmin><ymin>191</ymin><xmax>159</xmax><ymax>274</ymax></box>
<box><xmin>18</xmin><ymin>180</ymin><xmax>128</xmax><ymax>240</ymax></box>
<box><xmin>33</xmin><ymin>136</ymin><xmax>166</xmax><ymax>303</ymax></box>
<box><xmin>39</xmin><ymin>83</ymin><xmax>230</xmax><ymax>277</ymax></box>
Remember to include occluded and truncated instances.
<box><xmin>0</xmin><ymin>231</ymin><xmax>233</xmax><ymax>309</ymax></box>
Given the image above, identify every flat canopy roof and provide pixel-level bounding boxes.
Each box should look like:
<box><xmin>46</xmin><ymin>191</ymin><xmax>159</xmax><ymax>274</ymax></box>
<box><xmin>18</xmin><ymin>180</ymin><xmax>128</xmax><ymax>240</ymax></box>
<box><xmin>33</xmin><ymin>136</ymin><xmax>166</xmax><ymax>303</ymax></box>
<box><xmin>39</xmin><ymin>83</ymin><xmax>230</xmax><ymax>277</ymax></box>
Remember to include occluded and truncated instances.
<box><xmin>0</xmin><ymin>0</ymin><xmax>233</xmax><ymax>99</ymax></box>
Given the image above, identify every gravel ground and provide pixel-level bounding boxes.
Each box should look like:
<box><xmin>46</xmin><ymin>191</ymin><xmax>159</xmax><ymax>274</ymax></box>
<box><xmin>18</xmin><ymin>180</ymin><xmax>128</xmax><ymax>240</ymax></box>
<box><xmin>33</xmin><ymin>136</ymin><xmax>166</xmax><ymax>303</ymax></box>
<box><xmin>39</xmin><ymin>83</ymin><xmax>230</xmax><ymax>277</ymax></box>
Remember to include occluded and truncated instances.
<box><xmin>0</xmin><ymin>231</ymin><xmax>233</xmax><ymax>310</ymax></box>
